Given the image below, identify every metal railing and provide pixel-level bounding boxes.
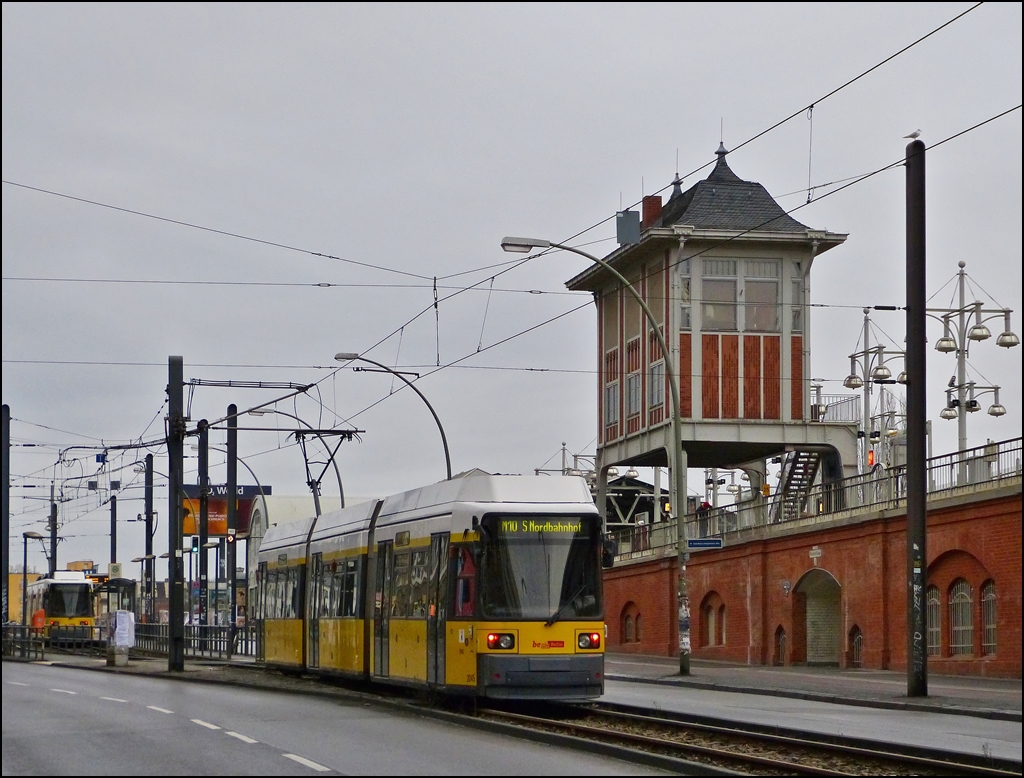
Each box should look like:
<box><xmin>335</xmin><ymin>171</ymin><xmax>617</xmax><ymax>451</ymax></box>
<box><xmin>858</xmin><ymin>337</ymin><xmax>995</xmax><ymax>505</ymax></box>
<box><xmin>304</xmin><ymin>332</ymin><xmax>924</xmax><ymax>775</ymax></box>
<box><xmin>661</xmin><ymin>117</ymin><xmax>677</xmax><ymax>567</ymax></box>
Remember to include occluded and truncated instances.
<box><xmin>811</xmin><ymin>394</ymin><xmax>860</xmax><ymax>423</ymax></box>
<box><xmin>2</xmin><ymin>622</ymin><xmax>261</xmax><ymax>662</ymax></box>
<box><xmin>611</xmin><ymin>437</ymin><xmax>1021</xmax><ymax>558</ymax></box>
<box><xmin>1</xmin><ymin>625</ymin><xmax>46</xmax><ymax>660</ymax></box>
<box><xmin>133</xmin><ymin>623</ymin><xmax>260</xmax><ymax>660</ymax></box>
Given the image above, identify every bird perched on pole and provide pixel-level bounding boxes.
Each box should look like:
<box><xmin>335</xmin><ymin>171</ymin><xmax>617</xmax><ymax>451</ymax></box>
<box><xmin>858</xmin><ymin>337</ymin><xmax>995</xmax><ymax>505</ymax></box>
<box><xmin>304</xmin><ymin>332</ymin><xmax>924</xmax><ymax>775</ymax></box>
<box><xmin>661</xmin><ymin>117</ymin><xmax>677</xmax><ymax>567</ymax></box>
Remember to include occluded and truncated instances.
<box><xmin>904</xmin><ymin>129</ymin><xmax>922</xmax><ymax>139</ymax></box>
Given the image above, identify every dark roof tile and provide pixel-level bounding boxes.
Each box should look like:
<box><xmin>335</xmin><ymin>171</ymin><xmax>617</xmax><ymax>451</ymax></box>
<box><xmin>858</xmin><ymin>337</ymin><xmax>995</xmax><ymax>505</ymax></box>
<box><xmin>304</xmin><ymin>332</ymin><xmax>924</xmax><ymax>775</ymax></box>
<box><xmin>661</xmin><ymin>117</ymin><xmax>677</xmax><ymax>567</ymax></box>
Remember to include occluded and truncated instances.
<box><xmin>658</xmin><ymin>152</ymin><xmax>808</xmax><ymax>233</ymax></box>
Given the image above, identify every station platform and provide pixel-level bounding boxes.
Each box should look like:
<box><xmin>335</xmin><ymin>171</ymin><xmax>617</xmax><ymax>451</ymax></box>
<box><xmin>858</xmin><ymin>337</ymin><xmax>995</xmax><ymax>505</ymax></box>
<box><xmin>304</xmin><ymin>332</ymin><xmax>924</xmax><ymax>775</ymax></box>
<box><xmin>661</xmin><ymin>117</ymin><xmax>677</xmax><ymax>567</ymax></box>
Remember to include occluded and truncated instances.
<box><xmin>604</xmin><ymin>653</ymin><xmax>1022</xmax><ymax>721</ymax></box>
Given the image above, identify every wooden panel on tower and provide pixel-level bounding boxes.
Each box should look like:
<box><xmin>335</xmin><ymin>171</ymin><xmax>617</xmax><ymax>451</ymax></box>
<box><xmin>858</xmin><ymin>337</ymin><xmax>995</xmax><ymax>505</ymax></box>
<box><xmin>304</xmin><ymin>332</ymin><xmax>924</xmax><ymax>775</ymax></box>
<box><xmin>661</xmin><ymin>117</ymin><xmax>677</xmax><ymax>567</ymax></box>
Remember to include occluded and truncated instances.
<box><xmin>722</xmin><ymin>335</ymin><xmax>739</xmax><ymax>419</ymax></box>
<box><xmin>702</xmin><ymin>334</ymin><xmax>720</xmax><ymax>419</ymax></box>
<box><xmin>744</xmin><ymin>335</ymin><xmax>762</xmax><ymax>419</ymax></box>
<box><xmin>791</xmin><ymin>335</ymin><xmax>804</xmax><ymax>420</ymax></box>
<box><xmin>763</xmin><ymin>335</ymin><xmax>781</xmax><ymax>419</ymax></box>
<box><xmin>679</xmin><ymin>333</ymin><xmax>692</xmax><ymax>418</ymax></box>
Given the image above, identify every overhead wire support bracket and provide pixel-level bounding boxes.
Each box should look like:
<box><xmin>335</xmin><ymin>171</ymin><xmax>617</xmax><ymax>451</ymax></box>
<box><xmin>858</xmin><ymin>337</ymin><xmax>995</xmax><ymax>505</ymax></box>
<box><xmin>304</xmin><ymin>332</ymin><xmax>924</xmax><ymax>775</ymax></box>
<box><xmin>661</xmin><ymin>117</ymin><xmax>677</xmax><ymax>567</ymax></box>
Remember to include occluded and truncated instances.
<box><xmin>187</xmin><ymin>379</ymin><xmax>315</xmax><ymax>390</ymax></box>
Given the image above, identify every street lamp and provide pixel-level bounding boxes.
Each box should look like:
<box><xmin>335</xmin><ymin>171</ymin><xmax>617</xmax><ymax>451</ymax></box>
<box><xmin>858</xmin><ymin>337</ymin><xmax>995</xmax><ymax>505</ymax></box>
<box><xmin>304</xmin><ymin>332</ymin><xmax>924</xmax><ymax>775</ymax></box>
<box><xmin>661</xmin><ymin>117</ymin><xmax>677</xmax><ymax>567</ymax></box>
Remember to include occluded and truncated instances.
<box><xmin>928</xmin><ymin>261</ymin><xmax>1018</xmax><ymax>455</ymax></box>
<box><xmin>334</xmin><ymin>352</ymin><xmax>452</xmax><ymax>480</ymax></box>
<box><xmin>844</xmin><ymin>308</ymin><xmax>907</xmax><ymax>473</ymax></box>
<box><xmin>21</xmin><ymin>531</ymin><xmax>44</xmax><ymax>626</ymax></box>
<box><xmin>501</xmin><ymin>235</ymin><xmax>692</xmax><ymax>675</ymax></box>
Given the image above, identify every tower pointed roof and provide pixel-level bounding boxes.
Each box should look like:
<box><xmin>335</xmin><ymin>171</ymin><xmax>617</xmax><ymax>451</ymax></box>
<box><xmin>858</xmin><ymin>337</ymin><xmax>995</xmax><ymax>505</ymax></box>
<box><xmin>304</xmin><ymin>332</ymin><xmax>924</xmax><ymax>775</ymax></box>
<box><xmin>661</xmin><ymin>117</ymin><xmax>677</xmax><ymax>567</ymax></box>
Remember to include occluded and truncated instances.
<box><xmin>658</xmin><ymin>146</ymin><xmax>808</xmax><ymax>232</ymax></box>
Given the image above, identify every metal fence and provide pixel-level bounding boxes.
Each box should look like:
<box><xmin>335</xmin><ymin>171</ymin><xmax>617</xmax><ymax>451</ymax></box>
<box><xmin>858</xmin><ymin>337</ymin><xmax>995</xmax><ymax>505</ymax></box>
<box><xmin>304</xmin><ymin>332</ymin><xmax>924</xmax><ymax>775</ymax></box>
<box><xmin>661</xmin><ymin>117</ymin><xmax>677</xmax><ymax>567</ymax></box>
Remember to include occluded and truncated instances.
<box><xmin>132</xmin><ymin>623</ymin><xmax>260</xmax><ymax>660</ymax></box>
<box><xmin>612</xmin><ymin>436</ymin><xmax>1021</xmax><ymax>557</ymax></box>
<box><xmin>0</xmin><ymin>622</ymin><xmax>261</xmax><ymax>662</ymax></box>
<box><xmin>1</xmin><ymin>625</ymin><xmax>46</xmax><ymax>661</ymax></box>
<box><xmin>811</xmin><ymin>394</ymin><xmax>860</xmax><ymax>423</ymax></box>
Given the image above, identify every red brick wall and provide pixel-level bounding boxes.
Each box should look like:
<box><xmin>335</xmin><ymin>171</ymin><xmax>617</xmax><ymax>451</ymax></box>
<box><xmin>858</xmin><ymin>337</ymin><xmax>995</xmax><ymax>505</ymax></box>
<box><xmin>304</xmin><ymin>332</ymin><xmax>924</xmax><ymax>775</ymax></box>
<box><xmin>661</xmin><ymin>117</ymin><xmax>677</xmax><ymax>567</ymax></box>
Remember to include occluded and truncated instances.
<box><xmin>791</xmin><ymin>334</ymin><xmax>803</xmax><ymax>420</ymax></box>
<box><xmin>679</xmin><ymin>334</ymin><xmax>692</xmax><ymax>418</ymax></box>
<box><xmin>702</xmin><ymin>335</ymin><xmax>719</xmax><ymax>419</ymax></box>
<box><xmin>743</xmin><ymin>335</ymin><xmax>761</xmax><ymax>419</ymax></box>
<box><xmin>763</xmin><ymin>336</ymin><xmax>781</xmax><ymax>419</ymax></box>
<box><xmin>603</xmin><ymin>559</ymin><xmax>676</xmax><ymax>656</ymax></box>
<box><xmin>603</xmin><ymin>491</ymin><xmax>1022</xmax><ymax>677</ymax></box>
<box><xmin>722</xmin><ymin>335</ymin><xmax>739</xmax><ymax>419</ymax></box>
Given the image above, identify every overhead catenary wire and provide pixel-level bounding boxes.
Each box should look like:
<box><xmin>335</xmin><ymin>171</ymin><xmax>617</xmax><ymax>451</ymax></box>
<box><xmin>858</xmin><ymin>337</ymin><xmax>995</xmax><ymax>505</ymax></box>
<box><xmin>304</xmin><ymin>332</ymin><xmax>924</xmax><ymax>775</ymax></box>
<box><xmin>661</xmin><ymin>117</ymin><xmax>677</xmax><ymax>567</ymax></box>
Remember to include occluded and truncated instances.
<box><xmin>0</xmin><ymin>3</ymin><xmax>985</xmax><ymax>306</ymax></box>
<box><xmin>6</xmin><ymin>6</ymin><xmax>1015</xmax><ymax>513</ymax></box>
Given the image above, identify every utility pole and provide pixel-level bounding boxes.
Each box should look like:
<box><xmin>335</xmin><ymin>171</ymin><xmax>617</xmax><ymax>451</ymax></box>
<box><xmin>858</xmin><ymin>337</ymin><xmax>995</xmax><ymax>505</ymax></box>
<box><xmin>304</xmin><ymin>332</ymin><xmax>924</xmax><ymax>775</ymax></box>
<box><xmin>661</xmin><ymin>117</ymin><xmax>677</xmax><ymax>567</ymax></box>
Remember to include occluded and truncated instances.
<box><xmin>198</xmin><ymin>419</ymin><xmax>210</xmax><ymax>627</ymax></box>
<box><xmin>109</xmin><ymin>494</ymin><xmax>117</xmax><ymax>570</ymax></box>
<box><xmin>167</xmin><ymin>356</ymin><xmax>185</xmax><ymax>671</ymax></box>
<box><xmin>906</xmin><ymin>139</ymin><xmax>927</xmax><ymax>697</ymax></box>
<box><xmin>226</xmin><ymin>403</ymin><xmax>238</xmax><ymax>654</ymax></box>
<box><xmin>144</xmin><ymin>453</ymin><xmax>154</xmax><ymax>623</ymax></box>
<box><xmin>49</xmin><ymin>483</ymin><xmax>57</xmax><ymax>576</ymax></box>
<box><xmin>2</xmin><ymin>404</ymin><xmax>9</xmax><ymax>624</ymax></box>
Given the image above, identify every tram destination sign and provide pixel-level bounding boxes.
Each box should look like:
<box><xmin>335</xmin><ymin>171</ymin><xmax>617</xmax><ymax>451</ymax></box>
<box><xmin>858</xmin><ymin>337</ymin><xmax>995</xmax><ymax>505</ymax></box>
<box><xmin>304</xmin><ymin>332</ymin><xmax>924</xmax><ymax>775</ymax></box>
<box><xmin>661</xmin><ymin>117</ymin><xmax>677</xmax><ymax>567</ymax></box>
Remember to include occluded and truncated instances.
<box><xmin>687</xmin><ymin>538</ymin><xmax>723</xmax><ymax>549</ymax></box>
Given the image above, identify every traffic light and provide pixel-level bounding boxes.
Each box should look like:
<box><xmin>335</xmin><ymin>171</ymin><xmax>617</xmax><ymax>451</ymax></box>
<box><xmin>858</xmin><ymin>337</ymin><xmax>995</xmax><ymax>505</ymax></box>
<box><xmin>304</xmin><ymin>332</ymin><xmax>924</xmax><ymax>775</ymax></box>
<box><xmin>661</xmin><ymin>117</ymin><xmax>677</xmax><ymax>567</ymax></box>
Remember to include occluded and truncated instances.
<box><xmin>191</xmin><ymin>536</ymin><xmax>199</xmax><ymax>553</ymax></box>
<box><xmin>225</xmin><ymin>534</ymin><xmax>235</xmax><ymax>545</ymax></box>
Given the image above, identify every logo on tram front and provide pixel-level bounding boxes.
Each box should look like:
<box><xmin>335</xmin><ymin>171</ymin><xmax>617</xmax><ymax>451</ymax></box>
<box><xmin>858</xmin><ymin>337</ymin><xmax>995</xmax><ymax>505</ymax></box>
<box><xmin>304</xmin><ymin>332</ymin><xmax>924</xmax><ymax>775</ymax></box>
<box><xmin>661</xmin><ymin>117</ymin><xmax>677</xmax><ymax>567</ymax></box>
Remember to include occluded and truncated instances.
<box><xmin>532</xmin><ymin>640</ymin><xmax>565</xmax><ymax>649</ymax></box>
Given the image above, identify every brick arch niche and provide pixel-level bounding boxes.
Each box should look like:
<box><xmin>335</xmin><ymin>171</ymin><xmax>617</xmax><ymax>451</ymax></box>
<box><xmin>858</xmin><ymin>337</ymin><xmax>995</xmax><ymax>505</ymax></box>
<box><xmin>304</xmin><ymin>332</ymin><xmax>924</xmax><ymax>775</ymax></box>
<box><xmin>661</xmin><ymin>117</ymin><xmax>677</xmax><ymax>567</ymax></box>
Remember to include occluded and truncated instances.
<box><xmin>620</xmin><ymin>601</ymin><xmax>642</xmax><ymax>646</ymax></box>
<box><xmin>793</xmin><ymin>568</ymin><xmax>841</xmax><ymax>665</ymax></box>
<box><xmin>927</xmin><ymin>548</ymin><xmax>1000</xmax><ymax>669</ymax></box>
<box><xmin>699</xmin><ymin>590</ymin><xmax>726</xmax><ymax>648</ymax></box>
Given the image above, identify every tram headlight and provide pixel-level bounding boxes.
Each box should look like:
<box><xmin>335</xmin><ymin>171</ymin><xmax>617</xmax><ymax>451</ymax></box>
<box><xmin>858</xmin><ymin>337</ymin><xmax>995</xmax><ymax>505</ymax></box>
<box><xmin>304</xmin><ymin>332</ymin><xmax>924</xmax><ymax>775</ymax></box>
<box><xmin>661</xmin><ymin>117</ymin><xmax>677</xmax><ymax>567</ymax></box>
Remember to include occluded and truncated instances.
<box><xmin>487</xmin><ymin>633</ymin><xmax>515</xmax><ymax>650</ymax></box>
<box><xmin>578</xmin><ymin>632</ymin><xmax>601</xmax><ymax>649</ymax></box>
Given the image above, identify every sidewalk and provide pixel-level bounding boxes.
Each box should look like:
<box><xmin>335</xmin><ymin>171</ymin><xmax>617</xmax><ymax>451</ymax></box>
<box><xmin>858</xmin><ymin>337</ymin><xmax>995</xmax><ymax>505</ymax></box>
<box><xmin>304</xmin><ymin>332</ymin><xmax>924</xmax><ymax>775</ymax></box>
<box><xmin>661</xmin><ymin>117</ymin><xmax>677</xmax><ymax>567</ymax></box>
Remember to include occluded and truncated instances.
<box><xmin>604</xmin><ymin>654</ymin><xmax>1022</xmax><ymax>722</ymax></box>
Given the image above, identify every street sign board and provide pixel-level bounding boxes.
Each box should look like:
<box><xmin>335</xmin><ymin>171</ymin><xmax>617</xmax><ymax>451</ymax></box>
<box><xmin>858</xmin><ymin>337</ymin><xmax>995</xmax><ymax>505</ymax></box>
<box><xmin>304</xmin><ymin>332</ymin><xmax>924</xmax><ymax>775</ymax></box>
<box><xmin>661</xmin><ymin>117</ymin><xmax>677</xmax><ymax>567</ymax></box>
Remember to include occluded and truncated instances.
<box><xmin>687</xmin><ymin>538</ymin><xmax>723</xmax><ymax>549</ymax></box>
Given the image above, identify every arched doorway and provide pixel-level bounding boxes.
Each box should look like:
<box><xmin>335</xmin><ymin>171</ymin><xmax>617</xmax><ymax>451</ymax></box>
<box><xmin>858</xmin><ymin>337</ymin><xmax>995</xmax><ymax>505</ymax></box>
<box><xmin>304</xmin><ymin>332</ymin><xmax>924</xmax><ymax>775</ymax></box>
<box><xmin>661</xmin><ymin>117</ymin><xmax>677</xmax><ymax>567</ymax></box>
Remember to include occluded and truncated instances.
<box><xmin>794</xmin><ymin>568</ymin><xmax>841</xmax><ymax>665</ymax></box>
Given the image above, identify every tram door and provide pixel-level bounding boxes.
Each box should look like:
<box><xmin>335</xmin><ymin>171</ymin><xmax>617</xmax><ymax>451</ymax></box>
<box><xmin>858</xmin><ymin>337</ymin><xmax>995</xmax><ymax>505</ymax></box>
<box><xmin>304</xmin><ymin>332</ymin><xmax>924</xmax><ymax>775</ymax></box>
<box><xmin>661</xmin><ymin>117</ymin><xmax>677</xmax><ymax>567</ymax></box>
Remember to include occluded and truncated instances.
<box><xmin>308</xmin><ymin>553</ymin><xmax>322</xmax><ymax>670</ymax></box>
<box><xmin>374</xmin><ymin>541</ymin><xmax>392</xmax><ymax>677</ymax></box>
<box><xmin>426</xmin><ymin>533</ymin><xmax>449</xmax><ymax>686</ymax></box>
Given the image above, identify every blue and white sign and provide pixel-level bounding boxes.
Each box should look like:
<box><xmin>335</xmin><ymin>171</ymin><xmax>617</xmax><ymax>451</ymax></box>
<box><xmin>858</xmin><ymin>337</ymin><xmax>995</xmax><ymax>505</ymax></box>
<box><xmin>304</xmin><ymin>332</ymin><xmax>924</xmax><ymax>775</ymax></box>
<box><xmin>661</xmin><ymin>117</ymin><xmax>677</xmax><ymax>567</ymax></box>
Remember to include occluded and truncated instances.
<box><xmin>687</xmin><ymin>538</ymin><xmax>723</xmax><ymax>549</ymax></box>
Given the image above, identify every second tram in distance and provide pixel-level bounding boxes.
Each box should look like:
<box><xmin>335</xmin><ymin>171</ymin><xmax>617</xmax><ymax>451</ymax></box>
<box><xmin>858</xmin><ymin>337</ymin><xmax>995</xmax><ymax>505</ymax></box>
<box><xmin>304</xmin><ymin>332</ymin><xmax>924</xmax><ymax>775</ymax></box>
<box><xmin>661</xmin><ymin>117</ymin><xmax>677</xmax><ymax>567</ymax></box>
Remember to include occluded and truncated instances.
<box><xmin>25</xmin><ymin>569</ymin><xmax>95</xmax><ymax>634</ymax></box>
<box><xmin>257</xmin><ymin>472</ymin><xmax>610</xmax><ymax>700</ymax></box>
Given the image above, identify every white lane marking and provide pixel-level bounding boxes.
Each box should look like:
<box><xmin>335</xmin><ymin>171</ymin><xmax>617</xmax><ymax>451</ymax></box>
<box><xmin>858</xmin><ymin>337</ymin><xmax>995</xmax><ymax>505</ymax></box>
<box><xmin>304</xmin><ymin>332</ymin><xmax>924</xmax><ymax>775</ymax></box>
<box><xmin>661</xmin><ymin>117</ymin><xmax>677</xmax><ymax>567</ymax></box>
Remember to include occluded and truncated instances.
<box><xmin>7</xmin><ymin>682</ymin><xmax>30</xmax><ymax>686</ymax></box>
<box><xmin>147</xmin><ymin>705</ymin><xmax>174</xmax><ymax>714</ymax></box>
<box><xmin>50</xmin><ymin>689</ymin><xmax>77</xmax><ymax>695</ymax></box>
<box><xmin>192</xmin><ymin>719</ymin><xmax>222</xmax><ymax>730</ymax></box>
<box><xmin>225</xmin><ymin>731</ymin><xmax>259</xmax><ymax>744</ymax></box>
<box><xmin>101</xmin><ymin>697</ymin><xmax>128</xmax><ymax>703</ymax></box>
<box><xmin>283</xmin><ymin>754</ymin><xmax>330</xmax><ymax>772</ymax></box>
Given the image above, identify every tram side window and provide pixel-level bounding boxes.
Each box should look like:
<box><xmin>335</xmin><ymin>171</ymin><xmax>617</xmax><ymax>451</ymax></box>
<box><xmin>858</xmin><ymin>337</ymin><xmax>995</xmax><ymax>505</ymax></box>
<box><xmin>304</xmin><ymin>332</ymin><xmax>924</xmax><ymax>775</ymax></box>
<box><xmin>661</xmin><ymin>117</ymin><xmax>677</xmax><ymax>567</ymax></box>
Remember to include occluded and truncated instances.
<box><xmin>331</xmin><ymin>558</ymin><xmax>360</xmax><ymax>618</ymax></box>
<box><xmin>392</xmin><ymin>552</ymin><xmax>411</xmax><ymax>617</ymax></box>
<box><xmin>453</xmin><ymin>547</ymin><xmax>476</xmax><ymax>618</ymax></box>
<box><xmin>257</xmin><ymin>564</ymin><xmax>268</xmax><ymax>619</ymax></box>
<box><xmin>410</xmin><ymin>550</ymin><xmax>430</xmax><ymax>618</ymax></box>
<box><xmin>328</xmin><ymin>566</ymin><xmax>341</xmax><ymax>617</ymax></box>
<box><xmin>290</xmin><ymin>567</ymin><xmax>304</xmax><ymax>619</ymax></box>
<box><xmin>269</xmin><ymin>570</ymin><xmax>282</xmax><ymax>619</ymax></box>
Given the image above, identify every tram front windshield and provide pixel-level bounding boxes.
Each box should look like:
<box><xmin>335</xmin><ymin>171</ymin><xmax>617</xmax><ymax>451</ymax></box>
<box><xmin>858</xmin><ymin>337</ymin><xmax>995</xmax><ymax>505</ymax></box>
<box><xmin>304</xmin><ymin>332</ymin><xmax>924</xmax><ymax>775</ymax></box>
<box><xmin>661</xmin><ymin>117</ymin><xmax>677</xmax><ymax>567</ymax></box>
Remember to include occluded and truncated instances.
<box><xmin>479</xmin><ymin>515</ymin><xmax>601</xmax><ymax>621</ymax></box>
<box><xmin>46</xmin><ymin>584</ymin><xmax>93</xmax><ymax>618</ymax></box>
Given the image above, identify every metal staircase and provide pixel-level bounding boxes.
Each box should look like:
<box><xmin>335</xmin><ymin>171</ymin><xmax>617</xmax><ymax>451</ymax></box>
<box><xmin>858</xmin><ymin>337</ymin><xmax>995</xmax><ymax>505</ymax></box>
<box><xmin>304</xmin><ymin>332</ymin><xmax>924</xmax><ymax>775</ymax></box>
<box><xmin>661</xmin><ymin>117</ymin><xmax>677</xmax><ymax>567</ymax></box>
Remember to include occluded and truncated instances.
<box><xmin>771</xmin><ymin>450</ymin><xmax>821</xmax><ymax>523</ymax></box>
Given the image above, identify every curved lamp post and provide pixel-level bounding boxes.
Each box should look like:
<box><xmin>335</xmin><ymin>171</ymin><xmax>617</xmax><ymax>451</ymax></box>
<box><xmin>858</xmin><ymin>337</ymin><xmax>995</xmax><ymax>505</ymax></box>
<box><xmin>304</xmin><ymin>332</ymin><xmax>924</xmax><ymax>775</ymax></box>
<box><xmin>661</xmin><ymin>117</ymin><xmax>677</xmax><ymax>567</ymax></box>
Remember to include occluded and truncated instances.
<box><xmin>500</xmin><ymin>236</ymin><xmax>691</xmax><ymax>675</ymax></box>
<box><xmin>22</xmin><ymin>531</ymin><xmax>44</xmax><ymax>625</ymax></box>
<box><xmin>335</xmin><ymin>352</ymin><xmax>452</xmax><ymax>481</ymax></box>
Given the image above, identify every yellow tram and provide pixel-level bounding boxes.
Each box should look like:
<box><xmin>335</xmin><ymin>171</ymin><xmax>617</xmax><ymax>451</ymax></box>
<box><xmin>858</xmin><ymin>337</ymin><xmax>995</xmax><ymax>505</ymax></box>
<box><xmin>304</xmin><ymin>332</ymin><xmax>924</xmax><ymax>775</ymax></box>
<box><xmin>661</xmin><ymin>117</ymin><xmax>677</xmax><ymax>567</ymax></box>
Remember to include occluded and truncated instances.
<box><xmin>25</xmin><ymin>570</ymin><xmax>95</xmax><ymax>634</ymax></box>
<box><xmin>257</xmin><ymin>473</ymin><xmax>610</xmax><ymax>699</ymax></box>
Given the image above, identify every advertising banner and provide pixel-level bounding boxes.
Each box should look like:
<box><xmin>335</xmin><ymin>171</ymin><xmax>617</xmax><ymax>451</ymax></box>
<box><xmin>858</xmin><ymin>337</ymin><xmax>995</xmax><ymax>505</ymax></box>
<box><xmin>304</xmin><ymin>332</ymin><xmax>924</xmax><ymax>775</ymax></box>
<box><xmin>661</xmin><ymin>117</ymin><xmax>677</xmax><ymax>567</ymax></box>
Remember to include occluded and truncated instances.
<box><xmin>181</xmin><ymin>484</ymin><xmax>271</xmax><ymax>538</ymax></box>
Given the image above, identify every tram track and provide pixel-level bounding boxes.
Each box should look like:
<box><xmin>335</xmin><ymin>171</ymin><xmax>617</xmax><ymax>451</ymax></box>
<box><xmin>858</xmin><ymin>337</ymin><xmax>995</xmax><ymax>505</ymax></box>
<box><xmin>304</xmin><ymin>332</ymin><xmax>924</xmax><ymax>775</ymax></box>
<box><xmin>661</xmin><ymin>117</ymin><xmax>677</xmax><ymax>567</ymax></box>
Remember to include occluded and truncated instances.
<box><xmin>472</xmin><ymin>700</ymin><xmax>1024</xmax><ymax>776</ymax></box>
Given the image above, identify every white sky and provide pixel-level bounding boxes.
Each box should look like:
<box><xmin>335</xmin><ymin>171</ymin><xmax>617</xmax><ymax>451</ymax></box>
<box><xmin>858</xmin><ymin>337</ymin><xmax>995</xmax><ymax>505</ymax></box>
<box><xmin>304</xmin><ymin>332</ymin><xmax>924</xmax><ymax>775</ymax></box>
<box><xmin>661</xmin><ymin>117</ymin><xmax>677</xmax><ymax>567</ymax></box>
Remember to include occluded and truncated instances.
<box><xmin>3</xmin><ymin>3</ymin><xmax>1021</xmax><ymax>577</ymax></box>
